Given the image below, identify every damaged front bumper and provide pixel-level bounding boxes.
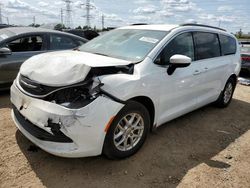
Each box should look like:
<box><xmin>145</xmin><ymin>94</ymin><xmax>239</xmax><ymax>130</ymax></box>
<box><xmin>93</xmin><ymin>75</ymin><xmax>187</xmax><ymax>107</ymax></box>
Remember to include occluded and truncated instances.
<box><xmin>11</xmin><ymin>81</ymin><xmax>124</xmax><ymax>158</ymax></box>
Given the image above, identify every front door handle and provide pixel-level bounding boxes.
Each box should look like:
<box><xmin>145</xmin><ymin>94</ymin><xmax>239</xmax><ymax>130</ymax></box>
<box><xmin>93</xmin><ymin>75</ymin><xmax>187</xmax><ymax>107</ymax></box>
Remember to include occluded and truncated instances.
<box><xmin>203</xmin><ymin>67</ymin><xmax>209</xmax><ymax>72</ymax></box>
<box><xmin>193</xmin><ymin>70</ymin><xmax>201</xmax><ymax>75</ymax></box>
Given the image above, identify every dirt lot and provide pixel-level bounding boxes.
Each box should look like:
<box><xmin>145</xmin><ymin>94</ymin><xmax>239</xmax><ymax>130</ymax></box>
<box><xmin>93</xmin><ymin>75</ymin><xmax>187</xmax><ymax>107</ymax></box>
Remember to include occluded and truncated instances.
<box><xmin>0</xmin><ymin>84</ymin><xmax>250</xmax><ymax>188</ymax></box>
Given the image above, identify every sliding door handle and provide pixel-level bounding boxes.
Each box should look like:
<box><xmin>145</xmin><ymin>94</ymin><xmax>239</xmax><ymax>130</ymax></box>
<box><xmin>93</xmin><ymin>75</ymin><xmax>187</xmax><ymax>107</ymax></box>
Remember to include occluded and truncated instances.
<box><xmin>204</xmin><ymin>67</ymin><xmax>209</xmax><ymax>72</ymax></box>
<box><xmin>193</xmin><ymin>70</ymin><xmax>201</xmax><ymax>75</ymax></box>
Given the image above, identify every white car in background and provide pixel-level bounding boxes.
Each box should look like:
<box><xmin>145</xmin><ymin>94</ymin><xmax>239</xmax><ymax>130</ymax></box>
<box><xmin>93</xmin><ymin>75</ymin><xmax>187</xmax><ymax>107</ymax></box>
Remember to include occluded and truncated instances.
<box><xmin>11</xmin><ymin>24</ymin><xmax>241</xmax><ymax>159</ymax></box>
<box><xmin>240</xmin><ymin>42</ymin><xmax>250</xmax><ymax>73</ymax></box>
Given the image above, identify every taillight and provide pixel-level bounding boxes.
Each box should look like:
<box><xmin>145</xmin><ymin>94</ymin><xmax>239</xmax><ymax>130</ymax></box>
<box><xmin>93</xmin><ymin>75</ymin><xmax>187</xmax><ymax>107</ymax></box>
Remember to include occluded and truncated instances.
<box><xmin>241</xmin><ymin>56</ymin><xmax>250</xmax><ymax>61</ymax></box>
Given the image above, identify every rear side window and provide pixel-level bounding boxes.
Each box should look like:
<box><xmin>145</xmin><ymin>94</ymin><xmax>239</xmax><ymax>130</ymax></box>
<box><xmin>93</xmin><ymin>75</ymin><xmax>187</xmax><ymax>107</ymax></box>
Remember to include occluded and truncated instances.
<box><xmin>193</xmin><ymin>32</ymin><xmax>220</xmax><ymax>60</ymax></box>
<box><xmin>219</xmin><ymin>35</ymin><xmax>236</xmax><ymax>55</ymax></box>
<box><xmin>50</xmin><ymin>34</ymin><xmax>79</xmax><ymax>50</ymax></box>
<box><xmin>160</xmin><ymin>32</ymin><xmax>194</xmax><ymax>65</ymax></box>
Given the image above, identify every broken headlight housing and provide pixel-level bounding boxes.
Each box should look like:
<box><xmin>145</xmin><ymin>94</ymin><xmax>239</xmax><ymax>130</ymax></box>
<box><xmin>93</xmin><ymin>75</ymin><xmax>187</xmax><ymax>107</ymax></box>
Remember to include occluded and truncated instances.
<box><xmin>18</xmin><ymin>74</ymin><xmax>102</xmax><ymax>109</ymax></box>
<box><xmin>44</xmin><ymin>80</ymin><xmax>103</xmax><ymax>108</ymax></box>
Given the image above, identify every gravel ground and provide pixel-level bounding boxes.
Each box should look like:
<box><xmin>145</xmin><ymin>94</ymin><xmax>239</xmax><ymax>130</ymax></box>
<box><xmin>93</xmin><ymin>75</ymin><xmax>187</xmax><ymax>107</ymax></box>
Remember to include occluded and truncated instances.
<box><xmin>0</xmin><ymin>84</ymin><xmax>250</xmax><ymax>188</ymax></box>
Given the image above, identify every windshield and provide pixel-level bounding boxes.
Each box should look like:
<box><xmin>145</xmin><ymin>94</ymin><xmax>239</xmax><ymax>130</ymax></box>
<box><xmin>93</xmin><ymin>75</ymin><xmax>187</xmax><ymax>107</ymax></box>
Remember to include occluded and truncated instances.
<box><xmin>0</xmin><ymin>30</ymin><xmax>15</xmax><ymax>42</ymax></box>
<box><xmin>79</xmin><ymin>29</ymin><xmax>168</xmax><ymax>62</ymax></box>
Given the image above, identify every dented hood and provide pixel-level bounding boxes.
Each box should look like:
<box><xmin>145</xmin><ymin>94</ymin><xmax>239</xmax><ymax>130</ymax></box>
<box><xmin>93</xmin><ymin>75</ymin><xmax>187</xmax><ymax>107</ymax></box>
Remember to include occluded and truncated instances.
<box><xmin>20</xmin><ymin>50</ymin><xmax>131</xmax><ymax>87</ymax></box>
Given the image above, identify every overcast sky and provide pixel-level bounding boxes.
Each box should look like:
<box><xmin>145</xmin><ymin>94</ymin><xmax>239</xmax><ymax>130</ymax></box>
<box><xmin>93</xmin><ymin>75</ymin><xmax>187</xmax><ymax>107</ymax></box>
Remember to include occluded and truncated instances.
<box><xmin>0</xmin><ymin>0</ymin><xmax>249</xmax><ymax>33</ymax></box>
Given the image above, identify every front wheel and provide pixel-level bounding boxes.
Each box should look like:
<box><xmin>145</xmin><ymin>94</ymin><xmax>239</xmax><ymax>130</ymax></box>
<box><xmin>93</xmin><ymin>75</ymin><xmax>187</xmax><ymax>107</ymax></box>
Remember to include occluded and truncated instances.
<box><xmin>215</xmin><ymin>77</ymin><xmax>236</xmax><ymax>108</ymax></box>
<box><xmin>103</xmin><ymin>101</ymin><xmax>150</xmax><ymax>159</ymax></box>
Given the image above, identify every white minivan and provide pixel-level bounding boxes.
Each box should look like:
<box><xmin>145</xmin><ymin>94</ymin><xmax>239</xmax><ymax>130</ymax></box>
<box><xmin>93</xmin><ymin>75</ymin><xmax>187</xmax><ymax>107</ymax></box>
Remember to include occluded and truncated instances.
<box><xmin>11</xmin><ymin>24</ymin><xmax>241</xmax><ymax>159</ymax></box>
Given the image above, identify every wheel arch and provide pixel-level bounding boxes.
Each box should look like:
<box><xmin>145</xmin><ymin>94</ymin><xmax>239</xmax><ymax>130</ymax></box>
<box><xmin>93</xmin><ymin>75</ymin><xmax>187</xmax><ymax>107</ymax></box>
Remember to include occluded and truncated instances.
<box><xmin>229</xmin><ymin>74</ymin><xmax>237</xmax><ymax>86</ymax></box>
<box><xmin>127</xmin><ymin>96</ymin><xmax>155</xmax><ymax>131</ymax></box>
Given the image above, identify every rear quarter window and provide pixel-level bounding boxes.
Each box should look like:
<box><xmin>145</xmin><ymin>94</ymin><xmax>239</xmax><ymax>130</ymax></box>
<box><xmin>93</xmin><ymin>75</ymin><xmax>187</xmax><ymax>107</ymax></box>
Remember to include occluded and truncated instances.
<box><xmin>219</xmin><ymin>35</ymin><xmax>236</xmax><ymax>55</ymax></box>
<box><xmin>49</xmin><ymin>34</ymin><xmax>79</xmax><ymax>50</ymax></box>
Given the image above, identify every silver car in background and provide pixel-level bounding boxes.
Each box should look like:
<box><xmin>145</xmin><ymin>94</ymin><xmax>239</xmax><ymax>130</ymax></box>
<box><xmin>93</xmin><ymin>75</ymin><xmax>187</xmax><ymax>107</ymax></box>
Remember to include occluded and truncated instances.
<box><xmin>0</xmin><ymin>27</ymin><xmax>87</xmax><ymax>90</ymax></box>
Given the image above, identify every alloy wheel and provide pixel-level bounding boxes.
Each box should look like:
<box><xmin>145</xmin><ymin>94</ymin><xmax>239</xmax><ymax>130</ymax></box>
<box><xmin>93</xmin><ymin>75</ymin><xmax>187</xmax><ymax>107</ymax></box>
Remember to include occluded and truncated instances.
<box><xmin>113</xmin><ymin>113</ymin><xmax>144</xmax><ymax>151</ymax></box>
<box><xmin>224</xmin><ymin>82</ymin><xmax>233</xmax><ymax>104</ymax></box>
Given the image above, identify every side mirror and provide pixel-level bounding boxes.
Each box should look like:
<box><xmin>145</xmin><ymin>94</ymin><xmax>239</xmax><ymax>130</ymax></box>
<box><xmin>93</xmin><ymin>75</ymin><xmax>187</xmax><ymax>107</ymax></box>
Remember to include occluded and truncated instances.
<box><xmin>167</xmin><ymin>54</ymin><xmax>191</xmax><ymax>75</ymax></box>
<box><xmin>0</xmin><ymin>47</ymin><xmax>12</xmax><ymax>56</ymax></box>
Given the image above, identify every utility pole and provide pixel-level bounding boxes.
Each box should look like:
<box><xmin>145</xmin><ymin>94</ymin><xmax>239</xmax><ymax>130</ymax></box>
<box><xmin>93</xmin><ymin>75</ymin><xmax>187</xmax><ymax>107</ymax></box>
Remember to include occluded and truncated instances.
<box><xmin>0</xmin><ymin>3</ymin><xmax>10</xmax><ymax>25</ymax></box>
<box><xmin>0</xmin><ymin>3</ymin><xmax>3</xmax><ymax>24</ymax></box>
<box><xmin>60</xmin><ymin>8</ymin><xmax>64</xmax><ymax>25</ymax></box>
<box><xmin>218</xmin><ymin>20</ymin><xmax>221</xmax><ymax>28</ymax></box>
<box><xmin>81</xmin><ymin>0</ymin><xmax>94</xmax><ymax>29</ymax></box>
<box><xmin>85</xmin><ymin>0</ymin><xmax>90</xmax><ymax>28</ymax></box>
<box><xmin>102</xmin><ymin>14</ymin><xmax>104</xmax><ymax>30</ymax></box>
<box><xmin>63</xmin><ymin>0</ymin><xmax>72</xmax><ymax>28</ymax></box>
<box><xmin>33</xmin><ymin>16</ymin><xmax>36</xmax><ymax>25</ymax></box>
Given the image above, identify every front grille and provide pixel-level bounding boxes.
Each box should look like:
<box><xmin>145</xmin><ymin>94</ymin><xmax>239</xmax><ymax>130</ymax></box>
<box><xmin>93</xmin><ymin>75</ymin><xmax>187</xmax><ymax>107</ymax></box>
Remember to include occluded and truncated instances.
<box><xmin>13</xmin><ymin>106</ymin><xmax>73</xmax><ymax>143</ymax></box>
<box><xmin>19</xmin><ymin>75</ymin><xmax>58</xmax><ymax>96</ymax></box>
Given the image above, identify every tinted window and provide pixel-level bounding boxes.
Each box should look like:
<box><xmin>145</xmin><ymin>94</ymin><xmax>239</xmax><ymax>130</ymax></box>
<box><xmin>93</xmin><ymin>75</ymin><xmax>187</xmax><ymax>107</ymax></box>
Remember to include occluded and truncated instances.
<box><xmin>50</xmin><ymin>34</ymin><xmax>79</xmax><ymax>50</ymax></box>
<box><xmin>6</xmin><ymin>36</ymin><xmax>43</xmax><ymax>52</ymax></box>
<box><xmin>220</xmin><ymin>35</ymin><xmax>236</xmax><ymax>55</ymax></box>
<box><xmin>193</xmin><ymin>32</ymin><xmax>220</xmax><ymax>60</ymax></box>
<box><xmin>159</xmin><ymin>32</ymin><xmax>194</xmax><ymax>65</ymax></box>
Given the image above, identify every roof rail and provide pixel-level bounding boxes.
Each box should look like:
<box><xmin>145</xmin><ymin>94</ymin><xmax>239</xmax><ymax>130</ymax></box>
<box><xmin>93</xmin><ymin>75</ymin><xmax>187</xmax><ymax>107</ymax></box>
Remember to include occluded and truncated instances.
<box><xmin>180</xmin><ymin>23</ymin><xmax>226</xmax><ymax>31</ymax></box>
<box><xmin>131</xmin><ymin>23</ymin><xmax>148</xmax><ymax>26</ymax></box>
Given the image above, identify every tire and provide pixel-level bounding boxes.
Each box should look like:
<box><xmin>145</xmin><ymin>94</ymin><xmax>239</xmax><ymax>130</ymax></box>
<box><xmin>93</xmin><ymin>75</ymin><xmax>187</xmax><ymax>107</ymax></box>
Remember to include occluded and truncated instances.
<box><xmin>215</xmin><ymin>77</ymin><xmax>236</xmax><ymax>108</ymax></box>
<box><xmin>103</xmin><ymin>101</ymin><xmax>150</xmax><ymax>159</ymax></box>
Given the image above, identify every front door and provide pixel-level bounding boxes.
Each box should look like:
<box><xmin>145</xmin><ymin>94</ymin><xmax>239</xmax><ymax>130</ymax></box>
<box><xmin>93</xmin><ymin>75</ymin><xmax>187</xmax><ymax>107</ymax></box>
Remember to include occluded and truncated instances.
<box><xmin>155</xmin><ymin>32</ymin><xmax>204</xmax><ymax>125</ymax></box>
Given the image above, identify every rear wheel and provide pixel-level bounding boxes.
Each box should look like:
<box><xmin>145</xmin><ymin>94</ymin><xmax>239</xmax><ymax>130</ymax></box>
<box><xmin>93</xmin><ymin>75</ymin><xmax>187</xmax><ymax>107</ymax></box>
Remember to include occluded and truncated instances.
<box><xmin>215</xmin><ymin>77</ymin><xmax>236</xmax><ymax>108</ymax></box>
<box><xmin>103</xmin><ymin>101</ymin><xmax>150</xmax><ymax>159</ymax></box>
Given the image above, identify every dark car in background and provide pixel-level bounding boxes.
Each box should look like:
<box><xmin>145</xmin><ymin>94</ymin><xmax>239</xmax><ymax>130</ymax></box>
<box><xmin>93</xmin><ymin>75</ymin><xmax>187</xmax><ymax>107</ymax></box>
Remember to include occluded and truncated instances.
<box><xmin>0</xmin><ymin>24</ymin><xmax>10</xmax><ymax>29</ymax></box>
<box><xmin>240</xmin><ymin>42</ymin><xmax>250</xmax><ymax>73</ymax></box>
<box><xmin>0</xmin><ymin>27</ymin><xmax>88</xmax><ymax>90</ymax></box>
<box><xmin>64</xmin><ymin>29</ymin><xmax>99</xmax><ymax>40</ymax></box>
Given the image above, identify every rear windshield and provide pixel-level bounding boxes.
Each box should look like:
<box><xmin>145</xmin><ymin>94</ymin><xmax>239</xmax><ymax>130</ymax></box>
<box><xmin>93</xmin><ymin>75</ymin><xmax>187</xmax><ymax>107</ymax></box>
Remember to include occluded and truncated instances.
<box><xmin>0</xmin><ymin>29</ymin><xmax>15</xmax><ymax>42</ymax></box>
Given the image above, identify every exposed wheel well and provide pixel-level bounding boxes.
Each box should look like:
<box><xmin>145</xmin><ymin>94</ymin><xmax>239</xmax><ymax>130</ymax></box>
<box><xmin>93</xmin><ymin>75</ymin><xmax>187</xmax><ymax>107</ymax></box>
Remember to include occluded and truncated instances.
<box><xmin>229</xmin><ymin>74</ymin><xmax>237</xmax><ymax>86</ymax></box>
<box><xmin>128</xmin><ymin>96</ymin><xmax>155</xmax><ymax>130</ymax></box>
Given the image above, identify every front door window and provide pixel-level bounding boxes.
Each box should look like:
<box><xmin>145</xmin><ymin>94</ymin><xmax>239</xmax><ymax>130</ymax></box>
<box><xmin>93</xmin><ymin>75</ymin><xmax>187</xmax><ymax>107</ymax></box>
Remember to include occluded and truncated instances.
<box><xmin>6</xmin><ymin>36</ymin><xmax>43</xmax><ymax>52</ymax></box>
